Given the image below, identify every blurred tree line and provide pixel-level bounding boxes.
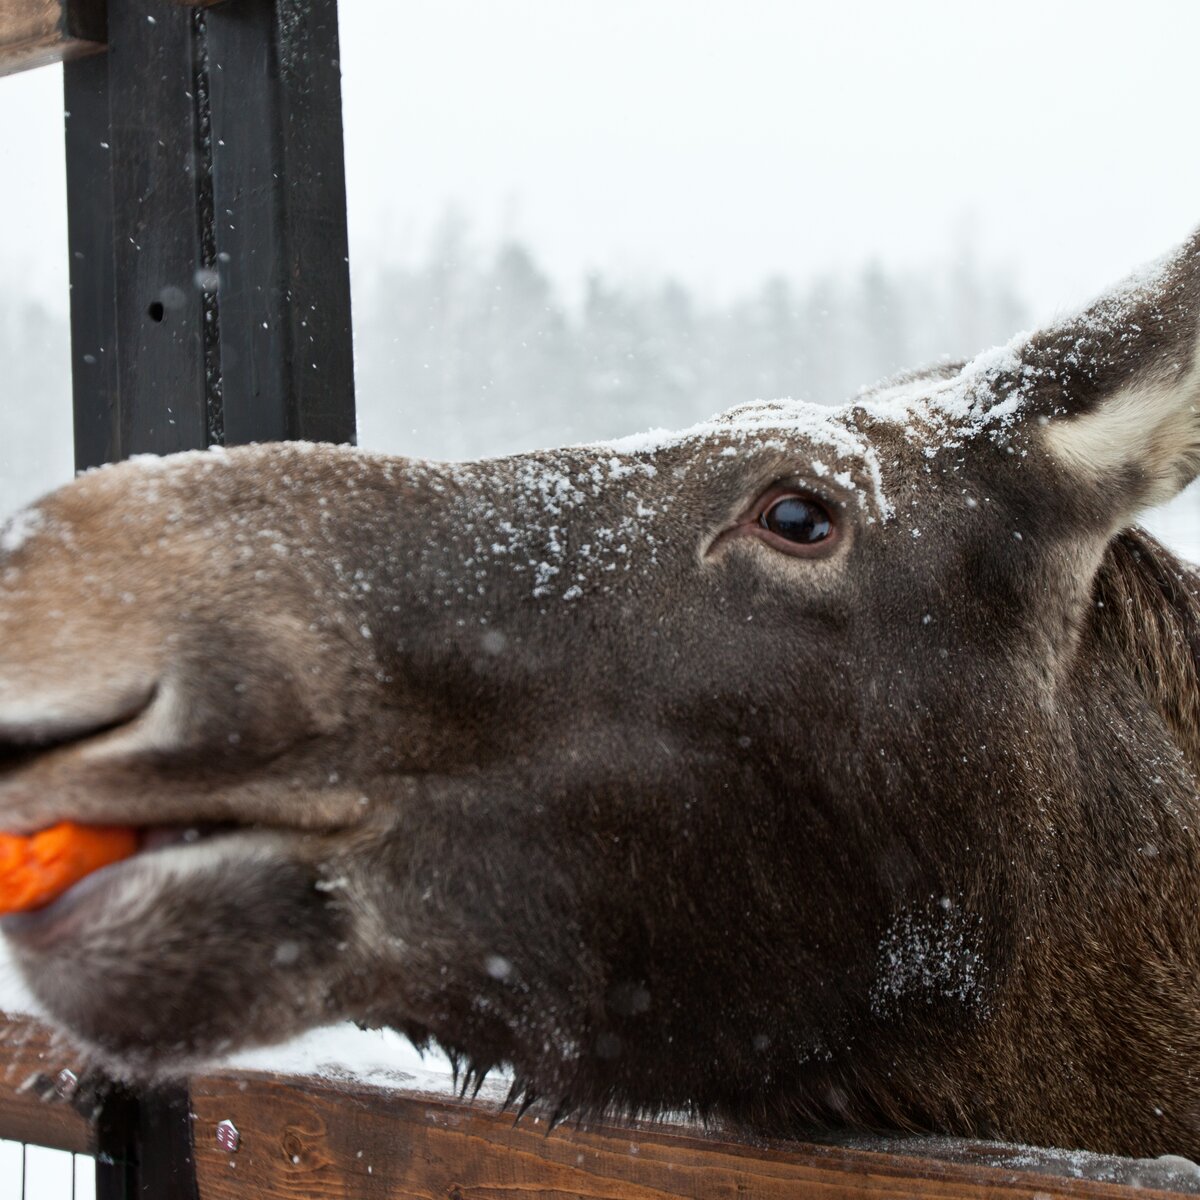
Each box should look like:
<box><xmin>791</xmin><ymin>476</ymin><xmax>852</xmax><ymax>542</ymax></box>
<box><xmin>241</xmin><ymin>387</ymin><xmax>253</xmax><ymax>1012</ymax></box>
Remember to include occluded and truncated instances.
<box><xmin>353</xmin><ymin>215</ymin><xmax>1028</xmax><ymax>459</ymax></box>
<box><xmin>0</xmin><ymin>299</ymin><xmax>72</xmax><ymax>519</ymax></box>
<box><xmin>1</xmin><ymin>218</ymin><xmax>1028</xmax><ymax>516</ymax></box>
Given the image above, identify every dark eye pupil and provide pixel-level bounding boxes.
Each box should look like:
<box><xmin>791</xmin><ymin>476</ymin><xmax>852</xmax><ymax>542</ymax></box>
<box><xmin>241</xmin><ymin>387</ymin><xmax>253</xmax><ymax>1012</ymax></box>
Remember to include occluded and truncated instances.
<box><xmin>760</xmin><ymin>496</ymin><xmax>832</xmax><ymax>544</ymax></box>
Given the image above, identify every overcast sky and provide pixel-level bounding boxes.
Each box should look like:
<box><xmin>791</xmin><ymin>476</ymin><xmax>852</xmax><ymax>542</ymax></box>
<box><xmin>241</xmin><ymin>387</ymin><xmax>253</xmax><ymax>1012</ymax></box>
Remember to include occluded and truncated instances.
<box><xmin>1</xmin><ymin>1</ymin><xmax>1199</xmax><ymax>325</ymax></box>
<box><xmin>339</xmin><ymin>0</ymin><xmax>1200</xmax><ymax>321</ymax></box>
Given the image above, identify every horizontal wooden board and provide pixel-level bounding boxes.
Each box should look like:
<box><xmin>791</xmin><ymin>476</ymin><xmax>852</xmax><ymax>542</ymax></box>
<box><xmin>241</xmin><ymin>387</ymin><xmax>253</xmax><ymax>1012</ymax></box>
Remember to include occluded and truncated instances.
<box><xmin>0</xmin><ymin>1012</ymin><xmax>92</xmax><ymax>1154</ymax></box>
<box><xmin>0</xmin><ymin>0</ymin><xmax>104</xmax><ymax>78</ymax></box>
<box><xmin>0</xmin><ymin>1009</ymin><xmax>1196</xmax><ymax>1198</ymax></box>
<box><xmin>190</xmin><ymin>1069</ymin><xmax>1200</xmax><ymax>1200</ymax></box>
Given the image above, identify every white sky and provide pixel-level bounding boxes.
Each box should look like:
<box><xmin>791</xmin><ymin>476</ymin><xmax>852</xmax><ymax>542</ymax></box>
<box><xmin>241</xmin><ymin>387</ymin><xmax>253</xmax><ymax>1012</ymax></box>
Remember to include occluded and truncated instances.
<box><xmin>1</xmin><ymin>1</ymin><xmax>1199</xmax><ymax>322</ymax></box>
<box><xmin>336</xmin><ymin>0</ymin><xmax>1200</xmax><ymax>319</ymax></box>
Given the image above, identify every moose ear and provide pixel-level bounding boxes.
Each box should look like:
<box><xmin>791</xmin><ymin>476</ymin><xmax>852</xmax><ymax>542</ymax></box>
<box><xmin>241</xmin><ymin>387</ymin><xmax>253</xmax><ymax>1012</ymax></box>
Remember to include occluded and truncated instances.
<box><xmin>1032</xmin><ymin>229</ymin><xmax>1200</xmax><ymax>514</ymax></box>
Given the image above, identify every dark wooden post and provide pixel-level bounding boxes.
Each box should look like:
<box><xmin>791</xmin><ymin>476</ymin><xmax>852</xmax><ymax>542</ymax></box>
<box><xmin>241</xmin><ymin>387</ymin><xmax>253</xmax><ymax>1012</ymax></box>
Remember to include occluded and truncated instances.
<box><xmin>61</xmin><ymin>0</ymin><xmax>356</xmax><ymax>1194</ymax></box>
<box><xmin>65</xmin><ymin>0</ymin><xmax>356</xmax><ymax>472</ymax></box>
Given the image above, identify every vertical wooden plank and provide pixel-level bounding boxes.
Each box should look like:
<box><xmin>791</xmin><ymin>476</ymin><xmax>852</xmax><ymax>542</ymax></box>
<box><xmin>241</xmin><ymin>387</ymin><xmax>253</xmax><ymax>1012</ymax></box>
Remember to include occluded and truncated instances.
<box><xmin>105</xmin><ymin>0</ymin><xmax>211</xmax><ymax>458</ymax></box>
<box><xmin>204</xmin><ymin>0</ymin><xmax>289</xmax><ymax>444</ymax></box>
<box><xmin>93</xmin><ymin>1084</ymin><xmax>138</xmax><ymax>1200</ymax></box>
<box><xmin>64</xmin><ymin>50</ymin><xmax>119</xmax><ymax>471</ymax></box>
<box><xmin>67</xmin><ymin>0</ymin><xmax>215</xmax><ymax>466</ymax></box>
<box><xmin>94</xmin><ymin>1081</ymin><xmax>199</xmax><ymax>1200</ymax></box>
<box><xmin>207</xmin><ymin>0</ymin><xmax>356</xmax><ymax>445</ymax></box>
<box><xmin>135</xmin><ymin>1085</ymin><xmax>201</xmax><ymax>1200</ymax></box>
<box><xmin>271</xmin><ymin>0</ymin><xmax>356</xmax><ymax>444</ymax></box>
<box><xmin>63</xmin><ymin>5</ymin><xmax>219</xmax><ymax>1195</ymax></box>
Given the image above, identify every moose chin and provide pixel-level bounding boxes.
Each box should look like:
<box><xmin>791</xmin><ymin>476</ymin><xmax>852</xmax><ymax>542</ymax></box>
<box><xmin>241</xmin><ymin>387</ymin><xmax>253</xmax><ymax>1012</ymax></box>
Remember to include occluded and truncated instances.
<box><xmin>2</xmin><ymin>230</ymin><xmax>1200</xmax><ymax>1161</ymax></box>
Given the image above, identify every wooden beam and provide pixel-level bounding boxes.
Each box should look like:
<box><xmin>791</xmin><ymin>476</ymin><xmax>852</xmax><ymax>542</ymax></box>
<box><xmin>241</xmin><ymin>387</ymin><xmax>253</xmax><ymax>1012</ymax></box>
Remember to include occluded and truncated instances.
<box><xmin>205</xmin><ymin>0</ymin><xmax>357</xmax><ymax>445</ymax></box>
<box><xmin>188</xmin><ymin>1070</ymin><xmax>1200</xmax><ymax>1200</ymax></box>
<box><xmin>0</xmin><ymin>0</ymin><xmax>105</xmax><ymax>78</ymax></box>
<box><xmin>0</xmin><ymin>1012</ymin><xmax>93</xmax><ymax>1153</ymax></box>
<box><xmin>1</xmin><ymin>1008</ymin><xmax>1198</xmax><ymax>1198</ymax></box>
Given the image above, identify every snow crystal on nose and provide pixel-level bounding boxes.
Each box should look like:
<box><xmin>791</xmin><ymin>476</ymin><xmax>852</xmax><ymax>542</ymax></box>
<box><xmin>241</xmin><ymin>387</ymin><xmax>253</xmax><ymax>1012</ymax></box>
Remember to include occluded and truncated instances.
<box><xmin>446</xmin><ymin>451</ymin><xmax>668</xmax><ymax>603</ymax></box>
<box><xmin>0</xmin><ymin>507</ymin><xmax>44</xmax><ymax>556</ymax></box>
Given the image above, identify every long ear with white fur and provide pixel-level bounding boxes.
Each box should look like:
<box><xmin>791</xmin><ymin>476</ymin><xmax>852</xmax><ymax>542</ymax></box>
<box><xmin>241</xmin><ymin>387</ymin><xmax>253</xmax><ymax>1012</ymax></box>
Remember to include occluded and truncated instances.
<box><xmin>1032</xmin><ymin>229</ymin><xmax>1200</xmax><ymax>514</ymax></box>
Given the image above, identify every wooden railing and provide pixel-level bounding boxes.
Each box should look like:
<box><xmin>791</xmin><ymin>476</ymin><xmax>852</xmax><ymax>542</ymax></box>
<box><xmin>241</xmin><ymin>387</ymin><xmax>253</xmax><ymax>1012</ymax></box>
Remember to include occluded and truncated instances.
<box><xmin>3</xmin><ymin>1010</ymin><xmax>1199</xmax><ymax>1199</ymax></box>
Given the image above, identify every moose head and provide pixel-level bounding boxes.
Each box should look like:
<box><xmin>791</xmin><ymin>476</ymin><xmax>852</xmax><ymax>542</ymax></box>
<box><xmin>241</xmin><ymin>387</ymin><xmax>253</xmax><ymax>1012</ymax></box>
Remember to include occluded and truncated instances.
<box><xmin>1</xmin><ymin>232</ymin><xmax>1199</xmax><ymax>1158</ymax></box>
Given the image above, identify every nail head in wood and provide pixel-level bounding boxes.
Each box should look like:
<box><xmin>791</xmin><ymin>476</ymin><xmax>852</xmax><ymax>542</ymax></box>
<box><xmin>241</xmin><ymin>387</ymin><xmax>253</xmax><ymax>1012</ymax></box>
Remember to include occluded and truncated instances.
<box><xmin>54</xmin><ymin>1067</ymin><xmax>79</xmax><ymax>1101</ymax></box>
<box><xmin>215</xmin><ymin>1118</ymin><xmax>240</xmax><ymax>1152</ymax></box>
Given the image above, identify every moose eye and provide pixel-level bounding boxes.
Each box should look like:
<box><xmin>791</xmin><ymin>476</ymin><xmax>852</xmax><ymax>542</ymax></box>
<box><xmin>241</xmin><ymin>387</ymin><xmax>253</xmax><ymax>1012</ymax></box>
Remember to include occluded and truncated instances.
<box><xmin>759</xmin><ymin>495</ymin><xmax>833</xmax><ymax>546</ymax></box>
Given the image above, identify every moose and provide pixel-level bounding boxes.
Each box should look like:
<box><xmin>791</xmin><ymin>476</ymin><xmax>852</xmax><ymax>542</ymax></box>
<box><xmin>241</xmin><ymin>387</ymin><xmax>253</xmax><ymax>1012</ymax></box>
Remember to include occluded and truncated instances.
<box><xmin>0</xmin><ymin>231</ymin><xmax>1199</xmax><ymax>1162</ymax></box>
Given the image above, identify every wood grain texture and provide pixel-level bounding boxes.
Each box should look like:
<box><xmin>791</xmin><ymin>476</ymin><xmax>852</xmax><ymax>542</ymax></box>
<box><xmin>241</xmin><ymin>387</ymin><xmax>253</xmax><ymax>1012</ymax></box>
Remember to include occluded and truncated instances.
<box><xmin>190</xmin><ymin>1070</ymin><xmax>1200</xmax><ymax>1200</ymax></box>
<box><xmin>0</xmin><ymin>0</ymin><xmax>104</xmax><ymax>78</ymax></box>
<box><xmin>0</xmin><ymin>1011</ymin><xmax>92</xmax><ymax>1153</ymax></box>
<box><xmin>0</xmin><ymin>1009</ymin><xmax>1195</xmax><ymax>1197</ymax></box>
<box><xmin>205</xmin><ymin>0</ymin><xmax>358</xmax><ymax>446</ymax></box>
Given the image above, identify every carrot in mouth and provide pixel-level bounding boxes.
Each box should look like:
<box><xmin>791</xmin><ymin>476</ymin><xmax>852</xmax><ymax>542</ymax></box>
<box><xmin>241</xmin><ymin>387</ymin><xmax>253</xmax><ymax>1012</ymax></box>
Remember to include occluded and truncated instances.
<box><xmin>0</xmin><ymin>823</ymin><xmax>139</xmax><ymax>915</ymax></box>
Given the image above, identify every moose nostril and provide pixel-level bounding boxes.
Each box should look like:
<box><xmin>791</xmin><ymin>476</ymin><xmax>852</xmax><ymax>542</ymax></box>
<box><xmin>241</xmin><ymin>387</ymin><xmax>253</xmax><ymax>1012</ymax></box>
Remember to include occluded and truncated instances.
<box><xmin>0</xmin><ymin>683</ymin><xmax>158</xmax><ymax>758</ymax></box>
<box><xmin>0</xmin><ymin>742</ymin><xmax>41</xmax><ymax>776</ymax></box>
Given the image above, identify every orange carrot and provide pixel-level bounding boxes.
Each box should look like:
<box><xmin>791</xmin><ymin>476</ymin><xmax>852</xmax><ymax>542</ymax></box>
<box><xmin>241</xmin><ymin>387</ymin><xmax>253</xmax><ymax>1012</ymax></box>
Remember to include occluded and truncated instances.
<box><xmin>0</xmin><ymin>823</ymin><xmax>139</xmax><ymax>914</ymax></box>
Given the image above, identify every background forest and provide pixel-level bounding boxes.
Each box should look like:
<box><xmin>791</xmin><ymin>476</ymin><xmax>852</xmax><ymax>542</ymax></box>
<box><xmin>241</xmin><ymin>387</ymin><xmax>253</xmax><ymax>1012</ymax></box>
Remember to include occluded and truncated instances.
<box><xmin>0</xmin><ymin>217</ymin><xmax>1031</xmax><ymax>521</ymax></box>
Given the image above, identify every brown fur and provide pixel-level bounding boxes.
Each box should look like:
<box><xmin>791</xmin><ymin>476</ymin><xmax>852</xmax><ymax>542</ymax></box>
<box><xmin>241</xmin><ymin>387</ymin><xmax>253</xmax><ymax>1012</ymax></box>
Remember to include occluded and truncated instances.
<box><xmin>1095</xmin><ymin>530</ymin><xmax>1200</xmax><ymax>775</ymax></box>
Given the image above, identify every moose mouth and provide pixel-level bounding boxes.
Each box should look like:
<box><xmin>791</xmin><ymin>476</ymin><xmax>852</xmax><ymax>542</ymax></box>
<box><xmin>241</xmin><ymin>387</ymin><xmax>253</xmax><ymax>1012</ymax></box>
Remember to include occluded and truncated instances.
<box><xmin>0</xmin><ymin>820</ymin><xmax>255</xmax><ymax>945</ymax></box>
<box><xmin>0</xmin><ymin>684</ymin><xmax>356</xmax><ymax>949</ymax></box>
<box><xmin>0</xmin><ymin>694</ymin><xmax>224</xmax><ymax>940</ymax></box>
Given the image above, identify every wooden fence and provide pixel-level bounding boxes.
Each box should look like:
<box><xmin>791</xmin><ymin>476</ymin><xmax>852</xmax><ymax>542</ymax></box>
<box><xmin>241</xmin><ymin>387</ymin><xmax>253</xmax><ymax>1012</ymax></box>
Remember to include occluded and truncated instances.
<box><xmin>1</xmin><ymin>2</ymin><xmax>1198</xmax><ymax>1198</ymax></box>
<box><xmin>4</xmin><ymin>1009</ymin><xmax>1200</xmax><ymax>1200</ymax></box>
